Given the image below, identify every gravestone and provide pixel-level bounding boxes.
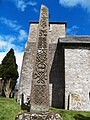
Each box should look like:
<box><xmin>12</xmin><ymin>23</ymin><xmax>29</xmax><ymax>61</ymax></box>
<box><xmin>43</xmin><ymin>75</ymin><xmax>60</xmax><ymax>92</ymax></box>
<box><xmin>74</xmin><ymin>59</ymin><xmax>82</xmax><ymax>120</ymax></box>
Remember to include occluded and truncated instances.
<box><xmin>30</xmin><ymin>5</ymin><xmax>49</xmax><ymax>112</ymax></box>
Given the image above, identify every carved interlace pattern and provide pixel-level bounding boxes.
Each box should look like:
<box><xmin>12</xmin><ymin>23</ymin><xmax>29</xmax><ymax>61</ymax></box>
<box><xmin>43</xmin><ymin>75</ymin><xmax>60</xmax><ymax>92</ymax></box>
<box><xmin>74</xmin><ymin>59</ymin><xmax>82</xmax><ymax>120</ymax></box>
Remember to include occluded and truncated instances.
<box><xmin>31</xmin><ymin>5</ymin><xmax>49</xmax><ymax>110</ymax></box>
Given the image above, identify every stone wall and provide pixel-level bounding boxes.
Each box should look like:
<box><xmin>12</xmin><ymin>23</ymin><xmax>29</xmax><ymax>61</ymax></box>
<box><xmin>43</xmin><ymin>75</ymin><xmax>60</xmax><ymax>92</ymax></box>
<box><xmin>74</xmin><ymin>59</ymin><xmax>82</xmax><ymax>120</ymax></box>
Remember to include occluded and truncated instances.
<box><xmin>17</xmin><ymin>22</ymin><xmax>66</xmax><ymax>104</ymax></box>
<box><xmin>49</xmin><ymin>41</ymin><xmax>90</xmax><ymax>110</ymax></box>
<box><xmin>28</xmin><ymin>22</ymin><xmax>66</xmax><ymax>43</ymax></box>
<box><xmin>18</xmin><ymin>42</ymin><xmax>36</xmax><ymax>102</ymax></box>
<box><xmin>18</xmin><ymin>21</ymin><xmax>90</xmax><ymax>111</ymax></box>
<box><xmin>65</xmin><ymin>47</ymin><xmax>90</xmax><ymax>111</ymax></box>
<box><xmin>48</xmin><ymin>23</ymin><xmax>66</xmax><ymax>43</ymax></box>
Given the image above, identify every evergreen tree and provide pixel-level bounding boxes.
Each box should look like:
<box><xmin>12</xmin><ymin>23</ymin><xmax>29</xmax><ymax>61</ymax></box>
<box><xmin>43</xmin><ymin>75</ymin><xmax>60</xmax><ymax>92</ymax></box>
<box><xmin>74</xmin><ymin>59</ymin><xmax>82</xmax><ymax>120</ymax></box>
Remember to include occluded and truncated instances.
<box><xmin>0</xmin><ymin>48</ymin><xmax>19</xmax><ymax>97</ymax></box>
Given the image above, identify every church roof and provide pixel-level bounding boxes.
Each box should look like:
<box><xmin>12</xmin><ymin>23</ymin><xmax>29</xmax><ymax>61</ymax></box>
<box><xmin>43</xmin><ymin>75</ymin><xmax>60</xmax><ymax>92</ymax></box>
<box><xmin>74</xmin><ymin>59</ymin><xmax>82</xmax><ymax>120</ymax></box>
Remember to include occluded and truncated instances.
<box><xmin>59</xmin><ymin>36</ymin><xmax>90</xmax><ymax>43</ymax></box>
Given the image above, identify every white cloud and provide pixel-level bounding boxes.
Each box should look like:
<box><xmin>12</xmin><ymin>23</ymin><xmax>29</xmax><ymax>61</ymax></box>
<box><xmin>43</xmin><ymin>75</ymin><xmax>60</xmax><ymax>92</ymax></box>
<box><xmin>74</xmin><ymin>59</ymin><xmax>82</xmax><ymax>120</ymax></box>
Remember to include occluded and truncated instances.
<box><xmin>15</xmin><ymin>0</ymin><xmax>26</xmax><ymax>12</ymax></box>
<box><xmin>59</xmin><ymin>0</ymin><xmax>79</xmax><ymax>7</ymax></box>
<box><xmin>0</xmin><ymin>34</ymin><xmax>16</xmax><ymax>43</ymax></box>
<box><xmin>0</xmin><ymin>35</ymin><xmax>23</xmax><ymax>52</ymax></box>
<box><xmin>67</xmin><ymin>25</ymin><xmax>79</xmax><ymax>35</ymax></box>
<box><xmin>0</xmin><ymin>17</ymin><xmax>21</xmax><ymax>31</ymax></box>
<box><xmin>0</xmin><ymin>52</ymin><xmax>6</xmax><ymax>64</ymax></box>
<box><xmin>9</xmin><ymin>0</ymin><xmax>37</xmax><ymax>12</ymax></box>
<box><xmin>59</xmin><ymin>0</ymin><xmax>90</xmax><ymax>12</ymax></box>
<box><xmin>18</xmin><ymin>29</ymin><xmax>27</xmax><ymax>41</ymax></box>
<box><xmin>15</xmin><ymin>51</ymin><xmax>24</xmax><ymax>83</ymax></box>
<box><xmin>27</xmin><ymin>1</ymin><xmax>37</xmax><ymax>6</ymax></box>
<box><xmin>0</xmin><ymin>17</ymin><xmax>28</xmax><ymax>42</ymax></box>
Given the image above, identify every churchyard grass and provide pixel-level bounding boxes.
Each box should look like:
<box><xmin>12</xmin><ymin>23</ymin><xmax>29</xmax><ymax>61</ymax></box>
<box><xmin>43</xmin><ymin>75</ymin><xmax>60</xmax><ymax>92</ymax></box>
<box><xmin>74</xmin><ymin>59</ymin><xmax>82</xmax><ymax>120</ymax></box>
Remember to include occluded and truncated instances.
<box><xmin>50</xmin><ymin>107</ymin><xmax>90</xmax><ymax>120</ymax></box>
<box><xmin>0</xmin><ymin>97</ymin><xmax>20</xmax><ymax>120</ymax></box>
<box><xmin>0</xmin><ymin>97</ymin><xmax>90</xmax><ymax>120</ymax></box>
<box><xmin>60</xmin><ymin>109</ymin><xmax>90</xmax><ymax>120</ymax></box>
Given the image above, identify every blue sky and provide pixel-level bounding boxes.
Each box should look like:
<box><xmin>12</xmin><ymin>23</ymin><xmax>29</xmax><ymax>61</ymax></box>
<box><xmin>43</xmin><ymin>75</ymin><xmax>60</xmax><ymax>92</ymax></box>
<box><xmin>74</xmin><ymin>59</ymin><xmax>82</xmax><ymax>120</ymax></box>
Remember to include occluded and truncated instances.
<box><xmin>0</xmin><ymin>0</ymin><xmax>90</xmax><ymax>79</ymax></box>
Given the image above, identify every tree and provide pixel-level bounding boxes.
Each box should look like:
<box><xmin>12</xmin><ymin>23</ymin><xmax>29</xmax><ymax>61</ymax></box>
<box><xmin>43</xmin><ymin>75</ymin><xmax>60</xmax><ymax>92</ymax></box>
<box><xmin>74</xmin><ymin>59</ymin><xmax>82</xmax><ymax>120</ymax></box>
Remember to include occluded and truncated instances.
<box><xmin>0</xmin><ymin>48</ymin><xmax>19</xmax><ymax>97</ymax></box>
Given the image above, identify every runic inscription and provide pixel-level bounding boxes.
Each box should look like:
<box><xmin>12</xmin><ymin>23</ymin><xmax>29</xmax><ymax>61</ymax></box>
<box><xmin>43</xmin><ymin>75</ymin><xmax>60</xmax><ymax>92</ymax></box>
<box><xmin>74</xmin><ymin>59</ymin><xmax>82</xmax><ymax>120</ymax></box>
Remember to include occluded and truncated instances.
<box><xmin>30</xmin><ymin>5</ymin><xmax>49</xmax><ymax>112</ymax></box>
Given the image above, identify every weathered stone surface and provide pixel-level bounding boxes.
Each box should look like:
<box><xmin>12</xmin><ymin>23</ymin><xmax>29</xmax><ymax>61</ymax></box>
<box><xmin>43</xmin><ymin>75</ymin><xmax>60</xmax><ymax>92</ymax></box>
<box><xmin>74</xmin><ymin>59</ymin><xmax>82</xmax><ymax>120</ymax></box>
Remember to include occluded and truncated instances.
<box><xmin>30</xmin><ymin>5</ymin><xmax>49</xmax><ymax>112</ymax></box>
<box><xmin>15</xmin><ymin>112</ymin><xmax>63</xmax><ymax>120</ymax></box>
<box><xmin>65</xmin><ymin>48</ymin><xmax>90</xmax><ymax>111</ymax></box>
<box><xmin>17</xmin><ymin>42</ymin><xmax>36</xmax><ymax>102</ymax></box>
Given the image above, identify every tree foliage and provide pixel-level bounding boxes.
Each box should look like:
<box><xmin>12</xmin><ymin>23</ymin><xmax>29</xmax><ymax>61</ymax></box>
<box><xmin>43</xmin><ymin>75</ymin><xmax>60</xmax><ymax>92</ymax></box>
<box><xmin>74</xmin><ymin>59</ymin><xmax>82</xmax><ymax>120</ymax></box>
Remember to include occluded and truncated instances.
<box><xmin>0</xmin><ymin>48</ymin><xmax>19</xmax><ymax>97</ymax></box>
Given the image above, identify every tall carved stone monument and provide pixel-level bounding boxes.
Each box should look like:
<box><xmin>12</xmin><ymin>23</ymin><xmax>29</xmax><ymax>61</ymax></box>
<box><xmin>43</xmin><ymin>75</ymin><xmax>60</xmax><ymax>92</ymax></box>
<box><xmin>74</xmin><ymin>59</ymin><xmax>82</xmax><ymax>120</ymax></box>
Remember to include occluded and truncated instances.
<box><xmin>30</xmin><ymin>5</ymin><xmax>49</xmax><ymax>112</ymax></box>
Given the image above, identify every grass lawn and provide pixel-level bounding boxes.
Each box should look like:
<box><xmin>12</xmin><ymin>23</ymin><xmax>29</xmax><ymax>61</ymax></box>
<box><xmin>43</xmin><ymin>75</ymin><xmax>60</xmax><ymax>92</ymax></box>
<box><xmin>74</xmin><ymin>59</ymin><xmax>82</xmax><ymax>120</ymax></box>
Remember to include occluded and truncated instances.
<box><xmin>50</xmin><ymin>107</ymin><xmax>90</xmax><ymax>120</ymax></box>
<box><xmin>0</xmin><ymin>97</ymin><xmax>90</xmax><ymax>120</ymax></box>
<box><xmin>0</xmin><ymin>97</ymin><xmax>20</xmax><ymax>120</ymax></box>
<box><xmin>60</xmin><ymin>109</ymin><xmax>90</xmax><ymax>120</ymax></box>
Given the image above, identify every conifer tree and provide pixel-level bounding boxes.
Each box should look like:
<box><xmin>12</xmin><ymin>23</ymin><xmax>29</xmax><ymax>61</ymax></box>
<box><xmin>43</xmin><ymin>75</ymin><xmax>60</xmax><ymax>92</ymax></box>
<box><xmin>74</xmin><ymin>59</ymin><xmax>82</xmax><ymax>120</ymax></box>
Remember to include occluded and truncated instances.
<box><xmin>0</xmin><ymin>48</ymin><xmax>19</xmax><ymax>97</ymax></box>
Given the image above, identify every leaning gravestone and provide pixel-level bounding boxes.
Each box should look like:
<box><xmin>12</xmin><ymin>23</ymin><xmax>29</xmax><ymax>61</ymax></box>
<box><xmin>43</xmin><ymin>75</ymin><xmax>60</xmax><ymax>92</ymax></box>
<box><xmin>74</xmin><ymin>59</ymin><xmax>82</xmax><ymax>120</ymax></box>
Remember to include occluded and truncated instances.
<box><xmin>15</xmin><ymin>5</ymin><xmax>63</xmax><ymax>120</ymax></box>
<box><xmin>30</xmin><ymin>4</ymin><xmax>49</xmax><ymax>112</ymax></box>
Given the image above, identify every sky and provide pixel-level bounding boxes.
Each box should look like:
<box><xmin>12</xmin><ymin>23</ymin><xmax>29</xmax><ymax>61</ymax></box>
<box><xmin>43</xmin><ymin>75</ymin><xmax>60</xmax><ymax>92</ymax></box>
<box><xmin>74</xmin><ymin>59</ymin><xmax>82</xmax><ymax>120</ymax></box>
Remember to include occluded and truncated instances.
<box><xmin>0</xmin><ymin>0</ymin><xmax>90</xmax><ymax>81</ymax></box>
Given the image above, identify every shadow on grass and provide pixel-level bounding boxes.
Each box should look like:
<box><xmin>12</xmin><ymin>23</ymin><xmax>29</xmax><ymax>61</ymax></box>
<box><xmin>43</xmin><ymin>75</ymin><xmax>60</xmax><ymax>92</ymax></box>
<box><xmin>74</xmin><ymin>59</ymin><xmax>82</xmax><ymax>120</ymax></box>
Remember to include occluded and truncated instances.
<box><xmin>74</xmin><ymin>114</ymin><xmax>90</xmax><ymax>120</ymax></box>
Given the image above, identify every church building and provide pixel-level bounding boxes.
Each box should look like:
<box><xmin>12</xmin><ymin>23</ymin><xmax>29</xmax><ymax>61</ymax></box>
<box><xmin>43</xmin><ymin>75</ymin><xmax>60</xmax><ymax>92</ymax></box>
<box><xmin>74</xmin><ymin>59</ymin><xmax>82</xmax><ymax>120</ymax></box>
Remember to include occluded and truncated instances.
<box><xmin>18</xmin><ymin>5</ymin><xmax>90</xmax><ymax>111</ymax></box>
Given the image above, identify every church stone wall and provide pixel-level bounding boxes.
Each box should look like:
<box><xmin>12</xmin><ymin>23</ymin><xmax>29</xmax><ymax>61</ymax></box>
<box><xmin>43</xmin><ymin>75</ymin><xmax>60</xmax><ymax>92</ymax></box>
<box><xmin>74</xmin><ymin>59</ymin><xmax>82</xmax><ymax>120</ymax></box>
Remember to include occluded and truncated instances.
<box><xmin>18</xmin><ymin>21</ymin><xmax>90</xmax><ymax>111</ymax></box>
<box><xmin>18</xmin><ymin>22</ymin><xmax>66</xmax><ymax>103</ymax></box>
<box><xmin>28</xmin><ymin>23</ymin><xmax>66</xmax><ymax>43</ymax></box>
<box><xmin>28</xmin><ymin>23</ymin><xmax>38</xmax><ymax>42</ymax></box>
<box><xmin>48</xmin><ymin>23</ymin><xmax>66</xmax><ymax>43</ymax></box>
<box><xmin>18</xmin><ymin>42</ymin><xmax>36</xmax><ymax>101</ymax></box>
<box><xmin>65</xmin><ymin>48</ymin><xmax>90</xmax><ymax>111</ymax></box>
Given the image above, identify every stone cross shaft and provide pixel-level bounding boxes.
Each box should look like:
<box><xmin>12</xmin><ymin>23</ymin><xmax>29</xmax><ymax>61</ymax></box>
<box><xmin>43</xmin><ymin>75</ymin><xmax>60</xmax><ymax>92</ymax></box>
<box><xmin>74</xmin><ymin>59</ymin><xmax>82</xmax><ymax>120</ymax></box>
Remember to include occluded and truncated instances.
<box><xmin>30</xmin><ymin>5</ymin><xmax>49</xmax><ymax>112</ymax></box>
